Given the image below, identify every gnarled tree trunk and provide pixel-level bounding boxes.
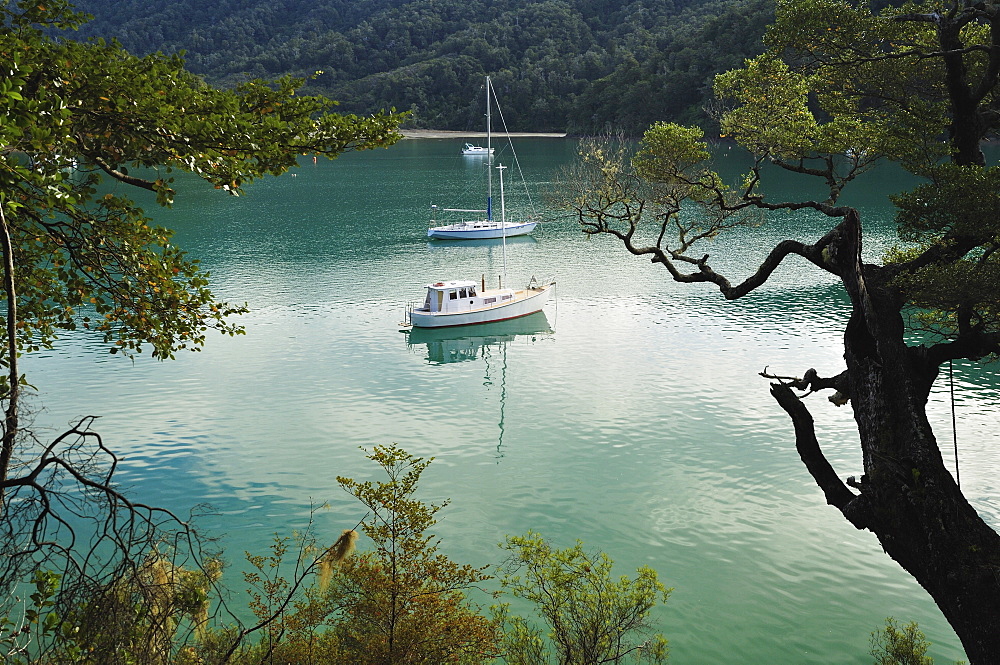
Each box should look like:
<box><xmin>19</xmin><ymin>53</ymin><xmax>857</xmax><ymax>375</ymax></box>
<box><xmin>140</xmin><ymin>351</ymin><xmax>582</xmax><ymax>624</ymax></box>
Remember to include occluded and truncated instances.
<box><xmin>774</xmin><ymin>210</ymin><xmax>1000</xmax><ymax>664</ymax></box>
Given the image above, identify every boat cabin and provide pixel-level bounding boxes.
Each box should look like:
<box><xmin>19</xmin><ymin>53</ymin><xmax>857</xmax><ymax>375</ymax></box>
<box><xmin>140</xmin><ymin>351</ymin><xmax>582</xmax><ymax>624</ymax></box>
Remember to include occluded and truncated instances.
<box><xmin>420</xmin><ymin>280</ymin><xmax>515</xmax><ymax>314</ymax></box>
<box><xmin>461</xmin><ymin>143</ymin><xmax>493</xmax><ymax>155</ymax></box>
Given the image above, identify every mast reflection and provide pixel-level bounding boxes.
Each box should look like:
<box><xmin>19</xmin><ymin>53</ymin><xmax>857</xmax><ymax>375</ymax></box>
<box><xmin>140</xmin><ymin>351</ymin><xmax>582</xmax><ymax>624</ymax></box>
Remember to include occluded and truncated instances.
<box><xmin>404</xmin><ymin>312</ymin><xmax>553</xmax><ymax>457</ymax></box>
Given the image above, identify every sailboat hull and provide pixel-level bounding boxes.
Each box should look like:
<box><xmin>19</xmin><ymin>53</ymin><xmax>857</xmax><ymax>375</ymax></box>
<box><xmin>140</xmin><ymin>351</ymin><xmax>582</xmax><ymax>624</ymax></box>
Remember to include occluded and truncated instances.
<box><xmin>408</xmin><ymin>283</ymin><xmax>553</xmax><ymax>328</ymax></box>
<box><xmin>427</xmin><ymin>221</ymin><xmax>537</xmax><ymax>240</ymax></box>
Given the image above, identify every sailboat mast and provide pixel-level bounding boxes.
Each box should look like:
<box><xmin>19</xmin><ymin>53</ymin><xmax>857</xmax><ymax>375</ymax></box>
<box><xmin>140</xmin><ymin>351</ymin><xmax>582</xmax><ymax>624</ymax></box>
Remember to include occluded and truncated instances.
<box><xmin>498</xmin><ymin>163</ymin><xmax>507</xmax><ymax>287</ymax></box>
<box><xmin>486</xmin><ymin>76</ymin><xmax>493</xmax><ymax>224</ymax></box>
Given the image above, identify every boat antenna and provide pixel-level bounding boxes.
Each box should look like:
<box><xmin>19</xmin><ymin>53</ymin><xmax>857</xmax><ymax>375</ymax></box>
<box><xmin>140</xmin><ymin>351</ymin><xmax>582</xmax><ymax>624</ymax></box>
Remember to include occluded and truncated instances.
<box><xmin>486</xmin><ymin>75</ymin><xmax>493</xmax><ymax>224</ymax></box>
<box><xmin>498</xmin><ymin>162</ymin><xmax>508</xmax><ymax>287</ymax></box>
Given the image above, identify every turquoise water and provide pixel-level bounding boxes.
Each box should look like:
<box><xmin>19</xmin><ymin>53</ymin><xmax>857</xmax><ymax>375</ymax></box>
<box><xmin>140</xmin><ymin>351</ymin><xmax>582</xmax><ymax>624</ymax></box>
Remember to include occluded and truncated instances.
<box><xmin>24</xmin><ymin>138</ymin><xmax>996</xmax><ymax>663</ymax></box>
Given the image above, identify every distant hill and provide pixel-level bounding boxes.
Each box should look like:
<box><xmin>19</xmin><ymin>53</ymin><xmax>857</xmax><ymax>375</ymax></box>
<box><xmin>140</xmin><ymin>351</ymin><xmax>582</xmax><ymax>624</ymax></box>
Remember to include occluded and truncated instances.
<box><xmin>67</xmin><ymin>0</ymin><xmax>774</xmax><ymax>134</ymax></box>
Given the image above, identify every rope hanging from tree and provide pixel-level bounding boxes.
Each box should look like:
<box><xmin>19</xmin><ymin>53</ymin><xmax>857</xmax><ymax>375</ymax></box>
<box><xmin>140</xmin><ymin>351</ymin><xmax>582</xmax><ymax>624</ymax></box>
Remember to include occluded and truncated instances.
<box><xmin>950</xmin><ymin>360</ymin><xmax>960</xmax><ymax>489</ymax></box>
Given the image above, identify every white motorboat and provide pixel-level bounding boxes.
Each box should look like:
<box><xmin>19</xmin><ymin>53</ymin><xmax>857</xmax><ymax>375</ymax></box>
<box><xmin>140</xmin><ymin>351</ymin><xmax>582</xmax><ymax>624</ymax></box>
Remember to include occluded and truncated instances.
<box><xmin>405</xmin><ymin>277</ymin><xmax>554</xmax><ymax>328</ymax></box>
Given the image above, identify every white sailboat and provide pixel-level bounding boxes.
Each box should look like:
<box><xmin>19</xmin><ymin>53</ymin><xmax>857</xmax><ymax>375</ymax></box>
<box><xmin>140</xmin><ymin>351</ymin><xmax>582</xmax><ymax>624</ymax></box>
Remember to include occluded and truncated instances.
<box><xmin>405</xmin><ymin>163</ymin><xmax>555</xmax><ymax>328</ymax></box>
<box><xmin>428</xmin><ymin>77</ymin><xmax>538</xmax><ymax>240</ymax></box>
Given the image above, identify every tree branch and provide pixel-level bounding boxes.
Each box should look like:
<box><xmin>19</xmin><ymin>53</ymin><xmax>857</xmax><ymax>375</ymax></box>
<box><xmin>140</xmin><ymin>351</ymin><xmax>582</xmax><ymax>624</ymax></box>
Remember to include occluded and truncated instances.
<box><xmin>769</xmin><ymin>383</ymin><xmax>868</xmax><ymax>528</ymax></box>
<box><xmin>91</xmin><ymin>155</ymin><xmax>158</xmax><ymax>191</ymax></box>
<box><xmin>0</xmin><ymin>199</ymin><xmax>18</xmax><ymax>499</ymax></box>
<box><xmin>761</xmin><ymin>367</ymin><xmax>851</xmax><ymax>404</ymax></box>
<box><xmin>925</xmin><ymin>331</ymin><xmax>1000</xmax><ymax>366</ymax></box>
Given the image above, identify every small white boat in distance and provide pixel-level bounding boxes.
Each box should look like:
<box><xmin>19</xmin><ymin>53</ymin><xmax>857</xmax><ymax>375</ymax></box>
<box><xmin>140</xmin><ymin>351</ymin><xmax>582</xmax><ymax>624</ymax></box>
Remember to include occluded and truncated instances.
<box><xmin>461</xmin><ymin>142</ymin><xmax>494</xmax><ymax>155</ymax></box>
<box><xmin>406</xmin><ymin>277</ymin><xmax>555</xmax><ymax>328</ymax></box>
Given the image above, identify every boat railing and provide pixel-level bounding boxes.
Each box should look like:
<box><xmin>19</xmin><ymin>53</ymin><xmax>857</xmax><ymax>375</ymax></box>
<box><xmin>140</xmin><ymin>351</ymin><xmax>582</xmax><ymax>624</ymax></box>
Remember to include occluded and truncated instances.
<box><xmin>527</xmin><ymin>275</ymin><xmax>556</xmax><ymax>291</ymax></box>
<box><xmin>429</xmin><ymin>207</ymin><xmax>489</xmax><ymax>226</ymax></box>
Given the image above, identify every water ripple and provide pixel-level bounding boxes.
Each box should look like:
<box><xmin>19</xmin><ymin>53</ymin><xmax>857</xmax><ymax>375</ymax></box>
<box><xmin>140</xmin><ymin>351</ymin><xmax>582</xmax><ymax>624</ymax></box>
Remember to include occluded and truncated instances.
<box><xmin>17</xmin><ymin>143</ymin><xmax>979</xmax><ymax>664</ymax></box>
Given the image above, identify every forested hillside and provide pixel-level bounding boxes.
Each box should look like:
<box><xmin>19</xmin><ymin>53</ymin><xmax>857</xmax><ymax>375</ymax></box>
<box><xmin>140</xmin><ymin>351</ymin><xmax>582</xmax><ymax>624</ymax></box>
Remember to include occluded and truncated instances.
<box><xmin>68</xmin><ymin>0</ymin><xmax>774</xmax><ymax>133</ymax></box>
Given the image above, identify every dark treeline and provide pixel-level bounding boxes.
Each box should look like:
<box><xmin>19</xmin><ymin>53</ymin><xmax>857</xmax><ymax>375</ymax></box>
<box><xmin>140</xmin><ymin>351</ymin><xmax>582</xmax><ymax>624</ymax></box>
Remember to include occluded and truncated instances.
<box><xmin>68</xmin><ymin>0</ymin><xmax>773</xmax><ymax>134</ymax></box>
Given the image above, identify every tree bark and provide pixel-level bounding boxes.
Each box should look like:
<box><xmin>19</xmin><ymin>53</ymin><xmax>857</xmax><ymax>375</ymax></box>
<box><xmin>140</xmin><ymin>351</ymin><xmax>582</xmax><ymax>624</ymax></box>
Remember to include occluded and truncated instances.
<box><xmin>939</xmin><ymin>18</ymin><xmax>988</xmax><ymax>167</ymax></box>
<box><xmin>0</xmin><ymin>202</ymin><xmax>18</xmax><ymax>503</ymax></box>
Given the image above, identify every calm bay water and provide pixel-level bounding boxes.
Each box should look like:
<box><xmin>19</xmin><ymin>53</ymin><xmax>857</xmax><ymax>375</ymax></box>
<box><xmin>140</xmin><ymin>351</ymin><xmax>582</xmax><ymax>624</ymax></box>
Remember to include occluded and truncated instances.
<box><xmin>24</xmin><ymin>137</ymin><xmax>999</xmax><ymax>663</ymax></box>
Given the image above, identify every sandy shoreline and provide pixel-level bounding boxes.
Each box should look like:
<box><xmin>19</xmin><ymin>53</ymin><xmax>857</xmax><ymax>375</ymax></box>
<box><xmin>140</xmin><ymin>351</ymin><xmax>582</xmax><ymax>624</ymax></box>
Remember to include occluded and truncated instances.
<box><xmin>400</xmin><ymin>129</ymin><xmax>567</xmax><ymax>139</ymax></box>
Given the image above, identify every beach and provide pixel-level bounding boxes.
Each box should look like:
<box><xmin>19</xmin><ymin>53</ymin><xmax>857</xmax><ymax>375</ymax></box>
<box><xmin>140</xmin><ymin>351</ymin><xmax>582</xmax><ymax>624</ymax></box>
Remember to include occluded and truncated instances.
<box><xmin>400</xmin><ymin>129</ymin><xmax>567</xmax><ymax>139</ymax></box>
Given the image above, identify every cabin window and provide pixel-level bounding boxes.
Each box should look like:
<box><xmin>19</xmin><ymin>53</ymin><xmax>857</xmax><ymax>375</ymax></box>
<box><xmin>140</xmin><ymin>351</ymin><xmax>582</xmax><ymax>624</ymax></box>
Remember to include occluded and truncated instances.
<box><xmin>502</xmin><ymin>294</ymin><xmax>512</xmax><ymax>301</ymax></box>
<box><xmin>469</xmin><ymin>287</ymin><xmax>477</xmax><ymax>297</ymax></box>
<box><xmin>484</xmin><ymin>297</ymin><xmax>496</xmax><ymax>304</ymax></box>
<box><xmin>449</xmin><ymin>291</ymin><xmax>458</xmax><ymax>300</ymax></box>
<box><xmin>459</xmin><ymin>288</ymin><xmax>468</xmax><ymax>298</ymax></box>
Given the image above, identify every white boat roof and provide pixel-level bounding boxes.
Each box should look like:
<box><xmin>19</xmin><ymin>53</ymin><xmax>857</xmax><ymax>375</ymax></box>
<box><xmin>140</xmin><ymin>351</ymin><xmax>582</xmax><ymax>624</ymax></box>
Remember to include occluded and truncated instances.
<box><xmin>425</xmin><ymin>280</ymin><xmax>478</xmax><ymax>289</ymax></box>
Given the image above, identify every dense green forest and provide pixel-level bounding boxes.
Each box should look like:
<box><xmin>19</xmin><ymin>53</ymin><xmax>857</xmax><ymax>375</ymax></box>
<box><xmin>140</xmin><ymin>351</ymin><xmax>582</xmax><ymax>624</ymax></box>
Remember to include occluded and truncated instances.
<box><xmin>67</xmin><ymin>0</ymin><xmax>774</xmax><ymax>134</ymax></box>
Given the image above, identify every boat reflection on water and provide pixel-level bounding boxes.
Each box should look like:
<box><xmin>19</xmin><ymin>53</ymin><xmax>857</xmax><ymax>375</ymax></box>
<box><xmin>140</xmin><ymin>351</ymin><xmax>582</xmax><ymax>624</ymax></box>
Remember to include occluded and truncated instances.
<box><xmin>404</xmin><ymin>311</ymin><xmax>553</xmax><ymax>457</ymax></box>
<box><xmin>404</xmin><ymin>311</ymin><xmax>552</xmax><ymax>365</ymax></box>
<box><xmin>425</xmin><ymin>235</ymin><xmax>538</xmax><ymax>251</ymax></box>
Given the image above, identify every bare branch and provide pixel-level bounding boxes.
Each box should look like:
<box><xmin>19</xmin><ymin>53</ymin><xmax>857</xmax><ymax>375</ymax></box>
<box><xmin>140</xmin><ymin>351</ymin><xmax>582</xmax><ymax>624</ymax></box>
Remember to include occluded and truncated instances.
<box><xmin>0</xmin><ymin>417</ymin><xmax>209</xmax><ymax>662</ymax></box>
<box><xmin>769</xmin><ymin>383</ymin><xmax>869</xmax><ymax>528</ymax></box>
<box><xmin>761</xmin><ymin>367</ymin><xmax>851</xmax><ymax>404</ymax></box>
<box><xmin>558</xmin><ymin>137</ymin><xmax>860</xmax><ymax>301</ymax></box>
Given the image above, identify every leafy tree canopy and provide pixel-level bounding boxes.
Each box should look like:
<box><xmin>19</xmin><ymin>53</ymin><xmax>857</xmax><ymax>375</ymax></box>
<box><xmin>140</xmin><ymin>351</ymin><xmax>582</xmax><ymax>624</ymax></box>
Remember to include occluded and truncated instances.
<box><xmin>0</xmin><ymin>0</ymin><xmax>404</xmax><ymax>367</ymax></box>
<box><xmin>496</xmin><ymin>531</ymin><xmax>670</xmax><ymax>665</ymax></box>
<box><xmin>330</xmin><ymin>444</ymin><xmax>499</xmax><ymax>663</ymax></box>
